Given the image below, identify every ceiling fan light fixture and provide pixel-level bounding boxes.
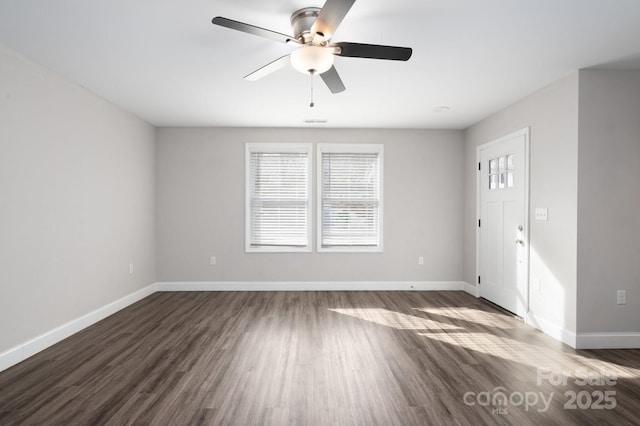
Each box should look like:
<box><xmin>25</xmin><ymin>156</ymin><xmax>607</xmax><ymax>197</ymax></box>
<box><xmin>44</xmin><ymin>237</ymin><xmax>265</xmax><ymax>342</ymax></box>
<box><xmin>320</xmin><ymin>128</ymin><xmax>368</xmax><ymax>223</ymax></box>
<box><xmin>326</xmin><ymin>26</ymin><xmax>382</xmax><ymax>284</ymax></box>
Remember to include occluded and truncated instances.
<box><xmin>290</xmin><ymin>46</ymin><xmax>334</xmax><ymax>75</ymax></box>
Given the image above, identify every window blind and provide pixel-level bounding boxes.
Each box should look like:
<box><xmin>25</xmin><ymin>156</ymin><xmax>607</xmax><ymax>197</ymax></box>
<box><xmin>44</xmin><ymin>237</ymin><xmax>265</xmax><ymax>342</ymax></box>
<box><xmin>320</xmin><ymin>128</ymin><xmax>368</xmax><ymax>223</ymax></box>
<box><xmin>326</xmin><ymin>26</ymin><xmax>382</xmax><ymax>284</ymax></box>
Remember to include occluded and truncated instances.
<box><xmin>248</xmin><ymin>151</ymin><xmax>309</xmax><ymax>248</ymax></box>
<box><xmin>320</xmin><ymin>151</ymin><xmax>380</xmax><ymax>248</ymax></box>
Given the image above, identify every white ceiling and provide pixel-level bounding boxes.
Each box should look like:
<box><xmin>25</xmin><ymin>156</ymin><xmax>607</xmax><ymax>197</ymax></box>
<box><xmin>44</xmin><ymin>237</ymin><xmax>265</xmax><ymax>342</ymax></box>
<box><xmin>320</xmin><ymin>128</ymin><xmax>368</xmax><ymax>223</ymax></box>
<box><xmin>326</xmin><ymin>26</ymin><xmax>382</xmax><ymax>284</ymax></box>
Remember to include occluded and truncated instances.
<box><xmin>1</xmin><ymin>0</ymin><xmax>640</xmax><ymax>129</ymax></box>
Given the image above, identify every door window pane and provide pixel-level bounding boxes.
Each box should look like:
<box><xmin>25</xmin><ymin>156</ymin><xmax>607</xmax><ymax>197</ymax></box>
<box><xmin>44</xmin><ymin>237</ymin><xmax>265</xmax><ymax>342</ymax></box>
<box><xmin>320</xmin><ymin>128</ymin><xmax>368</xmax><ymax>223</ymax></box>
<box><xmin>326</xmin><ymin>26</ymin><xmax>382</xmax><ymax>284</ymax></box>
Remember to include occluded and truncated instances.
<box><xmin>489</xmin><ymin>173</ymin><xmax>497</xmax><ymax>190</ymax></box>
<box><xmin>488</xmin><ymin>154</ymin><xmax>516</xmax><ymax>190</ymax></box>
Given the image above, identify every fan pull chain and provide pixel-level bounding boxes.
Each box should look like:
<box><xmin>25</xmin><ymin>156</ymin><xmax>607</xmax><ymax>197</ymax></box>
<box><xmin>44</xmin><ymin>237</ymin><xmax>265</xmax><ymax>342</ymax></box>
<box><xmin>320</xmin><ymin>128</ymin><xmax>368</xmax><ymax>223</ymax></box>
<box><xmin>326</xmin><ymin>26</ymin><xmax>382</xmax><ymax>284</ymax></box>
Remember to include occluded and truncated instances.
<box><xmin>309</xmin><ymin>70</ymin><xmax>315</xmax><ymax>108</ymax></box>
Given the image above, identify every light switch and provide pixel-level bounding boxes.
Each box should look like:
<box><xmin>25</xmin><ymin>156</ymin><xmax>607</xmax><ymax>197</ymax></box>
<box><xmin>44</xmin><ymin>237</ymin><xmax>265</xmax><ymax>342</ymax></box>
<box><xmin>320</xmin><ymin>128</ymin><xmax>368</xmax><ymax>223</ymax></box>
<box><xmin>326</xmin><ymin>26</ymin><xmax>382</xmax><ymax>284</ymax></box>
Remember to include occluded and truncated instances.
<box><xmin>535</xmin><ymin>208</ymin><xmax>548</xmax><ymax>221</ymax></box>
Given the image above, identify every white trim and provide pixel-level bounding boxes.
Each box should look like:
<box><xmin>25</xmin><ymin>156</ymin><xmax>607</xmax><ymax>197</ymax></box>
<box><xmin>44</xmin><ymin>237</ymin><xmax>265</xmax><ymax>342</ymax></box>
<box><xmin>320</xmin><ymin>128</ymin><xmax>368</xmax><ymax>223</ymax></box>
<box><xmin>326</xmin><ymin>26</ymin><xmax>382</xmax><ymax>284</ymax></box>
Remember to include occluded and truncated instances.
<box><xmin>525</xmin><ymin>311</ymin><xmax>577</xmax><ymax>348</ymax></box>
<box><xmin>156</xmin><ymin>281</ymin><xmax>465</xmax><ymax>292</ymax></box>
<box><xmin>575</xmin><ymin>332</ymin><xmax>640</xmax><ymax>349</ymax></box>
<box><xmin>0</xmin><ymin>281</ymin><xmax>461</xmax><ymax>373</ymax></box>
<box><xmin>4</xmin><ymin>280</ymin><xmax>635</xmax><ymax>376</ymax></box>
<box><xmin>476</xmin><ymin>127</ymin><xmax>531</xmax><ymax>316</ymax></box>
<box><xmin>0</xmin><ymin>283</ymin><xmax>157</xmax><ymax>373</ymax></box>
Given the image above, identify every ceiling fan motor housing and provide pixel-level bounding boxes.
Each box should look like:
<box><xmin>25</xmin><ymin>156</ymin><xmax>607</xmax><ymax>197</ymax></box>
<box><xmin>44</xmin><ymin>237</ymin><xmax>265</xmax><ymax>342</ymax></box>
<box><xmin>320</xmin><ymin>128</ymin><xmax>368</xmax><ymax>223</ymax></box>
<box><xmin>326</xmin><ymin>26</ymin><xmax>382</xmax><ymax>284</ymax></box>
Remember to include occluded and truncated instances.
<box><xmin>291</xmin><ymin>7</ymin><xmax>321</xmax><ymax>42</ymax></box>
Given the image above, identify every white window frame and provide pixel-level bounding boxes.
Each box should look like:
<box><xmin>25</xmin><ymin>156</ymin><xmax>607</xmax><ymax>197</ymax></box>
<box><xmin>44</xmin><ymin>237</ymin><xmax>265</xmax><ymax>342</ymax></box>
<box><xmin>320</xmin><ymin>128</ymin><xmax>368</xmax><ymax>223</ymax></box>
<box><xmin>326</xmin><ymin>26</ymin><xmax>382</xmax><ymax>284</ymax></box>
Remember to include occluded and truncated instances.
<box><xmin>317</xmin><ymin>144</ymin><xmax>384</xmax><ymax>253</ymax></box>
<box><xmin>245</xmin><ymin>143</ymin><xmax>313</xmax><ymax>253</ymax></box>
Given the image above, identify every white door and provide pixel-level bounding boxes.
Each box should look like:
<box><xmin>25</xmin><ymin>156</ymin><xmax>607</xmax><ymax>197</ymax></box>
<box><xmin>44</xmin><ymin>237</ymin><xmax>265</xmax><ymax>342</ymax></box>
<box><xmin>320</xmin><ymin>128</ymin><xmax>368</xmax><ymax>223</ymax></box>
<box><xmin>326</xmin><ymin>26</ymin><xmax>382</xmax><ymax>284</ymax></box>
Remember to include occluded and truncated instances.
<box><xmin>478</xmin><ymin>130</ymin><xmax>528</xmax><ymax>317</ymax></box>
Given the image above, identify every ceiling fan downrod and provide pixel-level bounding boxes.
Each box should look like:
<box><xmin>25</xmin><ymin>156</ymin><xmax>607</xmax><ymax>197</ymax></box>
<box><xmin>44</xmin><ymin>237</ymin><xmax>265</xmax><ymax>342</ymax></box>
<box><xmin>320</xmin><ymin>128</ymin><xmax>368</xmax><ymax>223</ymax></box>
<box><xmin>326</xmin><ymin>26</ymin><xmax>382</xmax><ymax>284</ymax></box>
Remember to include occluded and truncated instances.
<box><xmin>309</xmin><ymin>70</ymin><xmax>315</xmax><ymax>108</ymax></box>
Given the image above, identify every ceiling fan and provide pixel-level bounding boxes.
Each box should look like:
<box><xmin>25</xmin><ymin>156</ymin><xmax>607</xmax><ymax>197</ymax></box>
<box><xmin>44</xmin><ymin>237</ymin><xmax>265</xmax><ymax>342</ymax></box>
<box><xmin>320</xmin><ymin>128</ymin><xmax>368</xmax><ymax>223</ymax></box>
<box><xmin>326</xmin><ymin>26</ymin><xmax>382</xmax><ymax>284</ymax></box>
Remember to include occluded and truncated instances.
<box><xmin>212</xmin><ymin>0</ymin><xmax>412</xmax><ymax>98</ymax></box>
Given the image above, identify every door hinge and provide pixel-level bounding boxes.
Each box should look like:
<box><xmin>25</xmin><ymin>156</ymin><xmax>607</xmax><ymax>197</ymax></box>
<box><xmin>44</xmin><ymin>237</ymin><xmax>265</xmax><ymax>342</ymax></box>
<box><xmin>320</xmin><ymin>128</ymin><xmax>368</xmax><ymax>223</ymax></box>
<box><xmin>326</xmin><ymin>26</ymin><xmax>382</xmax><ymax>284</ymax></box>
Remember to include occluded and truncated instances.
<box><xmin>478</xmin><ymin>219</ymin><xmax>481</xmax><ymax>227</ymax></box>
<box><xmin>478</xmin><ymin>276</ymin><xmax>481</xmax><ymax>284</ymax></box>
<box><xmin>478</xmin><ymin>162</ymin><xmax>481</xmax><ymax>171</ymax></box>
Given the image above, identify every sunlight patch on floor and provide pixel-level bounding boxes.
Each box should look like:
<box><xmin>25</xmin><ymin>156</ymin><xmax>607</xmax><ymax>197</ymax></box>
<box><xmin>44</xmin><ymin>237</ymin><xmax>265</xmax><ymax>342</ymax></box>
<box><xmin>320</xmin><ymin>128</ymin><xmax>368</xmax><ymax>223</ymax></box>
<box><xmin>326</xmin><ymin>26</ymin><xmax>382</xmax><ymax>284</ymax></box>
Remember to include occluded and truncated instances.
<box><xmin>329</xmin><ymin>307</ymin><xmax>639</xmax><ymax>379</ymax></box>
<box><xmin>418</xmin><ymin>331</ymin><xmax>638</xmax><ymax>378</ymax></box>
<box><xmin>415</xmin><ymin>307</ymin><xmax>517</xmax><ymax>329</ymax></box>
<box><xmin>328</xmin><ymin>308</ymin><xmax>462</xmax><ymax>330</ymax></box>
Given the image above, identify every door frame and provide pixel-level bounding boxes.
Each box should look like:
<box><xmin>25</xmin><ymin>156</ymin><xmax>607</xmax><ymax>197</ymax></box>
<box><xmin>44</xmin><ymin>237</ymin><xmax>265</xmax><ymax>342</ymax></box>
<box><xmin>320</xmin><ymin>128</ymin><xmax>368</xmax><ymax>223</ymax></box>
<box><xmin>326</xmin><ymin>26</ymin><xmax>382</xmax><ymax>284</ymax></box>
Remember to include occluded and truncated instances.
<box><xmin>475</xmin><ymin>127</ymin><xmax>531</xmax><ymax>315</ymax></box>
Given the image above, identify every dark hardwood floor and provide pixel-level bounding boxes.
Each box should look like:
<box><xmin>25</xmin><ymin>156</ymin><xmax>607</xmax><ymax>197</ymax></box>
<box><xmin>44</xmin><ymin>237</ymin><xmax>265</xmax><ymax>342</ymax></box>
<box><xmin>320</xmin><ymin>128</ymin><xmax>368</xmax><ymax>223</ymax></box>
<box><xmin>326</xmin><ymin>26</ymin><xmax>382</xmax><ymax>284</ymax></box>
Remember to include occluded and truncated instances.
<box><xmin>0</xmin><ymin>291</ymin><xmax>639</xmax><ymax>425</ymax></box>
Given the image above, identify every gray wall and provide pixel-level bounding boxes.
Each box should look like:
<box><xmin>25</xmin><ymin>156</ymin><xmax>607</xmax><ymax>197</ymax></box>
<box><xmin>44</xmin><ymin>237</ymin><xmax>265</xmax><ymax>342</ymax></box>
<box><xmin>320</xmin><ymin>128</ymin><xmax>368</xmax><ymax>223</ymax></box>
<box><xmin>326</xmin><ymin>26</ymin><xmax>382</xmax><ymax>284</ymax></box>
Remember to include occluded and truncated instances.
<box><xmin>0</xmin><ymin>44</ymin><xmax>156</xmax><ymax>353</ymax></box>
<box><xmin>577</xmin><ymin>70</ymin><xmax>640</xmax><ymax>333</ymax></box>
<box><xmin>463</xmin><ymin>73</ymin><xmax>580</xmax><ymax>335</ymax></box>
<box><xmin>156</xmin><ymin>127</ymin><xmax>464</xmax><ymax>283</ymax></box>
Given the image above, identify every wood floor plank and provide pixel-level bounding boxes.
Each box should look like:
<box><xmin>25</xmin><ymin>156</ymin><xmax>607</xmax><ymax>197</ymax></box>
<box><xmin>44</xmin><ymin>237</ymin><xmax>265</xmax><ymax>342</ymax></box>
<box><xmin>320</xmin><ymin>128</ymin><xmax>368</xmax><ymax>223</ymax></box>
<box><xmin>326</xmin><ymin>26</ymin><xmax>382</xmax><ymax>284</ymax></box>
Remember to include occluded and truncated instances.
<box><xmin>1</xmin><ymin>291</ymin><xmax>639</xmax><ymax>425</ymax></box>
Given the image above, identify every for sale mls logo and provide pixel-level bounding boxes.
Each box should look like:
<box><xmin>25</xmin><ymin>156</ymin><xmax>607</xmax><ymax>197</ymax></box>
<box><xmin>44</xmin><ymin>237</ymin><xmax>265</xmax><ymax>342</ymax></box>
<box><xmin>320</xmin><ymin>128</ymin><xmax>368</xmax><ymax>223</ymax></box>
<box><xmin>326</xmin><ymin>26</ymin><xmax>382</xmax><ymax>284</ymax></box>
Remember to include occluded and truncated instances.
<box><xmin>463</xmin><ymin>367</ymin><xmax>618</xmax><ymax>415</ymax></box>
<box><xmin>537</xmin><ymin>367</ymin><xmax>617</xmax><ymax>410</ymax></box>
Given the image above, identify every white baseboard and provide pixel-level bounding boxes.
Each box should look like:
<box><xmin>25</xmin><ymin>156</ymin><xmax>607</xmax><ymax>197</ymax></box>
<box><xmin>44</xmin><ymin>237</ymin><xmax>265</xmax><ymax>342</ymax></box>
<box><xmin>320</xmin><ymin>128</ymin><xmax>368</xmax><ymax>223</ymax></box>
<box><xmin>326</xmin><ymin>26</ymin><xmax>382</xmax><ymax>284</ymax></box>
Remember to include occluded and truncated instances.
<box><xmin>575</xmin><ymin>332</ymin><xmax>640</xmax><ymax>349</ymax></box>
<box><xmin>0</xmin><ymin>283</ymin><xmax>157</xmax><ymax>373</ymax></box>
<box><xmin>9</xmin><ymin>281</ymin><xmax>634</xmax><ymax>375</ymax></box>
<box><xmin>525</xmin><ymin>311</ymin><xmax>577</xmax><ymax>348</ymax></box>
<box><xmin>155</xmin><ymin>281</ymin><xmax>466</xmax><ymax>292</ymax></box>
<box><xmin>0</xmin><ymin>280</ymin><xmax>466</xmax><ymax>372</ymax></box>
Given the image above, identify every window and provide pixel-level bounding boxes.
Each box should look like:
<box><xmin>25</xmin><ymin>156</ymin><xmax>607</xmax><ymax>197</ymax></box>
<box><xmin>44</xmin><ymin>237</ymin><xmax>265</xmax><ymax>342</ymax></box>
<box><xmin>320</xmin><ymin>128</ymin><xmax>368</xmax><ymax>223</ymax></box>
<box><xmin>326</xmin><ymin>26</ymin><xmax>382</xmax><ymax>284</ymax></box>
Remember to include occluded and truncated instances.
<box><xmin>246</xmin><ymin>143</ymin><xmax>312</xmax><ymax>252</ymax></box>
<box><xmin>318</xmin><ymin>144</ymin><xmax>383</xmax><ymax>252</ymax></box>
<box><xmin>488</xmin><ymin>154</ymin><xmax>515</xmax><ymax>190</ymax></box>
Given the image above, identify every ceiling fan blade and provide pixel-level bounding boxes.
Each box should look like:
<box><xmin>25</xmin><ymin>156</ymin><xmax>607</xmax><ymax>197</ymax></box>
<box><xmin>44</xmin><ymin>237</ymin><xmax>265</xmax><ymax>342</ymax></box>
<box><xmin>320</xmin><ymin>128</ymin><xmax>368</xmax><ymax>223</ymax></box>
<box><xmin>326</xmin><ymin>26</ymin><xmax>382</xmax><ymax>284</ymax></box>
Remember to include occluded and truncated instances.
<box><xmin>311</xmin><ymin>0</ymin><xmax>356</xmax><ymax>40</ymax></box>
<box><xmin>333</xmin><ymin>42</ymin><xmax>412</xmax><ymax>61</ymax></box>
<box><xmin>320</xmin><ymin>66</ymin><xmax>346</xmax><ymax>93</ymax></box>
<box><xmin>244</xmin><ymin>55</ymin><xmax>291</xmax><ymax>81</ymax></box>
<box><xmin>212</xmin><ymin>17</ymin><xmax>295</xmax><ymax>44</ymax></box>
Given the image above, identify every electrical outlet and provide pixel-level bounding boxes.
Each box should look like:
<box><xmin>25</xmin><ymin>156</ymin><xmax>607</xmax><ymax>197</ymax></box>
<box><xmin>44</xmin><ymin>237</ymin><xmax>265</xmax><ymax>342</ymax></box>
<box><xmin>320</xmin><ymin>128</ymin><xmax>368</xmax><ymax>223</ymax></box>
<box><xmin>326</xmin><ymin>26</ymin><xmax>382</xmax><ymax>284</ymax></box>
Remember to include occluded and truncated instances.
<box><xmin>418</xmin><ymin>256</ymin><xmax>424</xmax><ymax>265</ymax></box>
<box><xmin>210</xmin><ymin>256</ymin><xmax>217</xmax><ymax>265</ymax></box>
<box><xmin>617</xmin><ymin>290</ymin><xmax>627</xmax><ymax>305</ymax></box>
